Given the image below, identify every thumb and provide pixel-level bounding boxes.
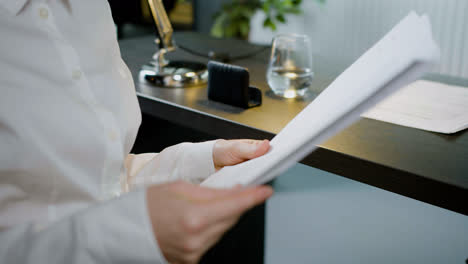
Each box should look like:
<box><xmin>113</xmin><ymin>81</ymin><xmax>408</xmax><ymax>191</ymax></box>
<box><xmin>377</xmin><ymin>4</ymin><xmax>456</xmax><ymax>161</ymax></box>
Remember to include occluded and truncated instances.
<box><xmin>213</xmin><ymin>139</ymin><xmax>270</xmax><ymax>169</ymax></box>
<box><xmin>231</xmin><ymin>139</ymin><xmax>270</xmax><ymax>160</ymax></box>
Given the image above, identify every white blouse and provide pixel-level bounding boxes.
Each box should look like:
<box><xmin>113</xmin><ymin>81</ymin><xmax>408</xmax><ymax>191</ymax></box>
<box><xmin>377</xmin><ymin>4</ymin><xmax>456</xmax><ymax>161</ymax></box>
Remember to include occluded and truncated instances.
<box><xmin>0</xmin><ymin>0</ymin><xmax>216</xmax><ymax>263</ymax></box>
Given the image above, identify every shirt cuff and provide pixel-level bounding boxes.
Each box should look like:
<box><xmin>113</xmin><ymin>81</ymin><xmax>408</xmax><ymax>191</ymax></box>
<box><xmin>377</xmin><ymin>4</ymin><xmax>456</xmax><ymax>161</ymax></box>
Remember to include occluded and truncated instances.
<box><xmin>127</xmin><ymin>140</ymin><xmax>217</xmax><ymax>189</ymax></box>
<box><xmin>125</xmin><ymin>153</ymin><xmax>158</xmax><ymax>181</ymax></box>
<box><xmin>178</xmin><ymin>140</ymin><xmax>217</xmax><ymax>184</ymax></box>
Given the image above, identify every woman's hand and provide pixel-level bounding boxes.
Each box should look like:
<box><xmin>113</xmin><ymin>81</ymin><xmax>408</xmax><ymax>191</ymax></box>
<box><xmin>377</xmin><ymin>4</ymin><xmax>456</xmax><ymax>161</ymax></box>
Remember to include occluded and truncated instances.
<box><xmin>146</xmin><ymin>139</ymin><xmax>272</xmax><ymax>263</ymax></box>
<box><xmin>212</xmin><ymin>139</ymin><xmax>270</xmax><ymax>171</ymax></box>
<box><xmin>146</xmin><ymin>181</ymin><xmax>273</xmax><ymax>264</ymax></box>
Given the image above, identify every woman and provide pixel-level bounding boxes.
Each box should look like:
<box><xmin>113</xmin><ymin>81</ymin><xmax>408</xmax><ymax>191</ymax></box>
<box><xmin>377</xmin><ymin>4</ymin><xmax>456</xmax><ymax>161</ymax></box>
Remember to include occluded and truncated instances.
<box><xmin>0</xmin><ymin>1</ymin><xmax>272</xmax><ymax>263</ymax></box>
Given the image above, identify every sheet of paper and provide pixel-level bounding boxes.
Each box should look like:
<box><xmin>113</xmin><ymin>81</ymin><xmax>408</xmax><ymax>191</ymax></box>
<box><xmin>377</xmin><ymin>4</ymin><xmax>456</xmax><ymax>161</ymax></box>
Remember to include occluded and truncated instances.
<box><xmin>202</xmin><ymin>12</ymin><xmax>440</xmax><ymax>188</ymax></box>
<box><xmin>362</xmin><ymin>80</ymin><xmax>468</xmax><ymax>134</ymax></box>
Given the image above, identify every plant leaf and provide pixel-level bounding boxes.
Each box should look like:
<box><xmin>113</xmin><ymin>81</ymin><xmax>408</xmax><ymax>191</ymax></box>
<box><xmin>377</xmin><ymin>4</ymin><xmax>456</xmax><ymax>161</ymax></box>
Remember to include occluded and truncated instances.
<box><xmin>263</xmin><ymin>17</ymin><xmax>276</xmax><ymax>31</ymax></box>
<box><xmin>276</xmin><ymin>14</ymin><xmax>286</xmax><ymax>23</ymax></box>
<box><xmin>210</xmin><ymin>12</ymin><xmax>229</xmax><ymax>38</ymax></box>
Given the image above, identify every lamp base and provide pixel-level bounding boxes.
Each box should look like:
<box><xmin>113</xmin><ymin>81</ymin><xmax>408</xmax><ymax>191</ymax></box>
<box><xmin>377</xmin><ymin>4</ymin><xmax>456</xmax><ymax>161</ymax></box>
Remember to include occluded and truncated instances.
<box><xmin>139</xmin><ymin>60</ymin><xmax>208</xmax><ymax>88</ymax></box>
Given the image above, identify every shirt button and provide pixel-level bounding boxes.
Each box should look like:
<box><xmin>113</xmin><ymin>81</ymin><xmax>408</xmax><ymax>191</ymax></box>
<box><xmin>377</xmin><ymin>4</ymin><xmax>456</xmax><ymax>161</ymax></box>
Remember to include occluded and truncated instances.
<box><xmin>38</xmin><ymin>7</ymin><xmax>49</xmax><ymax>19</ymax></box>
<box><xmin>72</xmin><ymin>69</ymin><xmax>82</xmax><ymax>80</ymax></box>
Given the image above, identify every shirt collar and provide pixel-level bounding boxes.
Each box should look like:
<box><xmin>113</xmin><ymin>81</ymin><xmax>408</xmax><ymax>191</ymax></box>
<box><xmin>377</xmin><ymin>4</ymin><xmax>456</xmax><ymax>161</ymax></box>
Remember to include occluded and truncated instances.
<box><xmin>0</xmin><ymin>0</ymin><xmax>29</xmax><ymax>15</ymax></box>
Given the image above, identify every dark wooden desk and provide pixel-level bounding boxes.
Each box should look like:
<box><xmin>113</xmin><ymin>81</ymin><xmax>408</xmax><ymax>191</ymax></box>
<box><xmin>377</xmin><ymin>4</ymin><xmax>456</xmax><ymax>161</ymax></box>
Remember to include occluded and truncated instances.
<box><xmin>119</xmin><ymin>32</ymin><xmax>468</xmax><ymax>215</ymax></box>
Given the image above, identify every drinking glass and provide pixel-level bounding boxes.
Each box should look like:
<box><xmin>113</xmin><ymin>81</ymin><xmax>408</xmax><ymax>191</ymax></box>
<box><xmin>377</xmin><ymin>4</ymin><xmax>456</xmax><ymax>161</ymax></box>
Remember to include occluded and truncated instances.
<box><xmin>266</xmin><ymin>34</ymin><xmax>314</xmax><ymax>98</ymax></box>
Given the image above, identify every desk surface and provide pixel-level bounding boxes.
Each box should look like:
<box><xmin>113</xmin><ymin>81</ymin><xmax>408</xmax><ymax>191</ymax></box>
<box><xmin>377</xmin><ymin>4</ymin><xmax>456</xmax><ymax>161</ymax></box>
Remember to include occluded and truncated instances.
<box><xmin>119</xmin><ymin>32</ymin><xmax>468</xmax><ymax>215</ymax></box>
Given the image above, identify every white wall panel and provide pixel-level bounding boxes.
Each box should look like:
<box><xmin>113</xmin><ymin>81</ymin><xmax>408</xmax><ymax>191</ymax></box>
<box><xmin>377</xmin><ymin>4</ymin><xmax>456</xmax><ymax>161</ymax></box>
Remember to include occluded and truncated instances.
<box><xmin>250</xmin><ymin>0</ymin><xmax>468</xmax><ymax>78</ymax></box>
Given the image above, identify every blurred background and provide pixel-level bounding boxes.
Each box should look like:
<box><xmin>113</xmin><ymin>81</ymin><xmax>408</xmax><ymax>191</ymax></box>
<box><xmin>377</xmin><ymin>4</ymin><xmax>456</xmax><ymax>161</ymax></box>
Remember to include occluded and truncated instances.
<box><xmin>108</xmin><ymin>0</ymin><xmax>468</xmax><ymax>78</ymax></box>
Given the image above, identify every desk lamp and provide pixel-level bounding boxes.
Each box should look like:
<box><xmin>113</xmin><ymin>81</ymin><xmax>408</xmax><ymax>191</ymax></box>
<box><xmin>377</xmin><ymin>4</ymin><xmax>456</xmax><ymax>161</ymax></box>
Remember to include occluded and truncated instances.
<box><xmin>139</xmin><ymin>0</ymin><xmax>208</xmax><ymax>88</ymax></box>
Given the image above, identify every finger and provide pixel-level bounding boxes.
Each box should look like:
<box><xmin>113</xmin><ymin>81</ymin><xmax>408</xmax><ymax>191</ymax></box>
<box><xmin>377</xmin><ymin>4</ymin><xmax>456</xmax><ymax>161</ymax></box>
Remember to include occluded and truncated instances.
<box><xmin>198</xmin><ymin>188</ymin><xmax>271</xmax><ymax>251</ymax></box>
<box><xmin>172</xmin><ymin>181</ymin><xmax>244</xmax><ymax>201</ymax></box>
<box><xmin>207</xmin><ymin>213</ymin><xmax>240</xmax><ymax>237</ymax></box>
<box><xmin>213</xmin><ymin>139</ymin><xmax>270</xmax><ymax>169</ymax></box>
<box><xmin>231</xmin><ymin>139</ymin><xmax>270</xmax><ymax>161</ymax></box>
<box><xmin>203</xmin><ymin>185</ymin><xmax>273</xmax><ymax>222</ymax></box>
<box><xmin>251</xmin><ymin>139</ymin><xmax>270</xmax><ymax>158</ymax></box>
<box><xmin>197</xmin><ymin>215</ymin><xmax>241</xmax><ymax>255</ymax></box>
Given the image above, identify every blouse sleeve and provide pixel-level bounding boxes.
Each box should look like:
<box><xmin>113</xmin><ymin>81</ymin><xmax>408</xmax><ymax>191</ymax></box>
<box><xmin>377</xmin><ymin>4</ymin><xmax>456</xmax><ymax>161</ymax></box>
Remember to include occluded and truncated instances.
<box><xmin>0</xmin><ymin>190</ymin><xmax>168</xmax><ymax>264</ymax></box>
<box><xmin>125</xmin><ymin>140</ymin><xmax>217</xmax><ymax>190</ymax></box>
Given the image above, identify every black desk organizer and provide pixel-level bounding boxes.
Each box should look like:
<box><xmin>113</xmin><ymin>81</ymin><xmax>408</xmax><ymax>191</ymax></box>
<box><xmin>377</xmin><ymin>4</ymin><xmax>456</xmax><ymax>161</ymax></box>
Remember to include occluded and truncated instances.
<box><xmin>207</xmin><ymin>61</ymin><xmax>262</xmax><ymax>109</ymax></box>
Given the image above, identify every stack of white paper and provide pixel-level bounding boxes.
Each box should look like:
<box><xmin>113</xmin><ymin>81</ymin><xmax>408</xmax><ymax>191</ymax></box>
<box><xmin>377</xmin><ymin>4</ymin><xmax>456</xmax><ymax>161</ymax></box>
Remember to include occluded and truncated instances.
<box><xmin>202</xmin><ymin>12</ymin><xmax>440</xmax><ymax>188</ymax></box>
<box><xmin>362</xmin><ymin>80</ymin><xmax>468</xmax><ymax>134</ymax></box>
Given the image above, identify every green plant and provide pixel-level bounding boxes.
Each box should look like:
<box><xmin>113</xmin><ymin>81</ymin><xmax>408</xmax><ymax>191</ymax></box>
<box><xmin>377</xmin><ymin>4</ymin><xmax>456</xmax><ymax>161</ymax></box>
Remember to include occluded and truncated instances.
<box><xmin>211</xmin><ymin>0</ymin><xmax>324</xmax><ymax>39</ymax></box>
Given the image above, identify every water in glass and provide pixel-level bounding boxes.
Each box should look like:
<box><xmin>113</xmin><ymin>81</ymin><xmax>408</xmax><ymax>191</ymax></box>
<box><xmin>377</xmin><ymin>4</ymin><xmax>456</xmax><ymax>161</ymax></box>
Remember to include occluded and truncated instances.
<box><xmin>267</xmin><ymin>34</ymin><xmax>314</xmax><ymax>98</ymax></box>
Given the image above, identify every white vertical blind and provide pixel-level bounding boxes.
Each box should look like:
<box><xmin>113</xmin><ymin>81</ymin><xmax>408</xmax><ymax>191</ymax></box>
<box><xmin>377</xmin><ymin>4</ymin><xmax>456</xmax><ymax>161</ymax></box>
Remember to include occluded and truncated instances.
<box><xmin>250</xmin><ymin>0</ymin><xmax>468</xmax><ymax>78</ymax></box>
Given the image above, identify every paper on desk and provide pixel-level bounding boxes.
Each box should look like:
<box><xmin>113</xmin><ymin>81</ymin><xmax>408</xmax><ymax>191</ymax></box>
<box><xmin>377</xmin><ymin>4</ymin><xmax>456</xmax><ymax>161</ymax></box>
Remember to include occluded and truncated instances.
<box><xmin>202</xmin><ymin>12</ymin><xmax>440</xmax><ymax>188</ymax></box>
<box><xmin>362</xmin><ymin>80</ymin><xmax>468</xmax><ymax>134</ymax></box>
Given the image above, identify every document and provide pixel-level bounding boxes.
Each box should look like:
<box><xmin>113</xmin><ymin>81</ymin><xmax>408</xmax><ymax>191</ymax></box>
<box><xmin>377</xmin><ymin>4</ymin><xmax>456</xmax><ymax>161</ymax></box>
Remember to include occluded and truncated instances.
<box><xmin>362</xmin><ymin>80</ymin><xmax>468</xmax><ymax>134</ymax></box>
<box><xmin>202</xmin><ymin>12</ymin><xmax>440</xmax><ymax>188</ymax></box>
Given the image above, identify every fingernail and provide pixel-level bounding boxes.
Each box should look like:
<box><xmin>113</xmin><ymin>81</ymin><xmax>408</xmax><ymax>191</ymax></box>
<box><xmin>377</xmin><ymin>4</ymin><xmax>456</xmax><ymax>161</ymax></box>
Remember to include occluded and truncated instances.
<box><xmin>240</xmin><ymin>142</ymin><xmax>258</xmax><ymax>153</ymax></box>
